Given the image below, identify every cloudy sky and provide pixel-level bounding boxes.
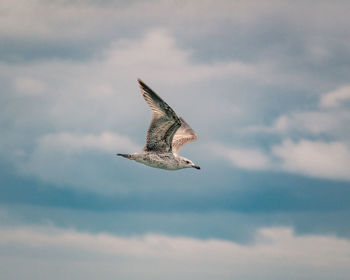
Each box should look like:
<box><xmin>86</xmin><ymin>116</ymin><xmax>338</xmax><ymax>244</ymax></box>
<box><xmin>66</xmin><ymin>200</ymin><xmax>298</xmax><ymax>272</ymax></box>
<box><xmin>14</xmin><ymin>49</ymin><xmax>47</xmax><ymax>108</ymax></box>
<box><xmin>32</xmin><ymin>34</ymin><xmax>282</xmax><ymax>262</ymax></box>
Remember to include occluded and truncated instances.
<box><xmin>1</xmin><ymin>0</ymin><xmax>350</xmax><ymax>279</ymax></box>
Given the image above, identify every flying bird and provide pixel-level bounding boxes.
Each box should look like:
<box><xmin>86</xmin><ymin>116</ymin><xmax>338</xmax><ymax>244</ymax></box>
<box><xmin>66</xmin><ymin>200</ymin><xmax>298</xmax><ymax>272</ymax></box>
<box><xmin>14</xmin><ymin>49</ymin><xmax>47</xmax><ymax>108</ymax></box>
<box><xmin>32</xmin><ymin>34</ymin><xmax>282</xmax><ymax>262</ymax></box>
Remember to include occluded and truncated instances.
<box><xmin>117</xmin><ymin>79</ymin><xmax>200</xmax><ymax>170</ymax></box>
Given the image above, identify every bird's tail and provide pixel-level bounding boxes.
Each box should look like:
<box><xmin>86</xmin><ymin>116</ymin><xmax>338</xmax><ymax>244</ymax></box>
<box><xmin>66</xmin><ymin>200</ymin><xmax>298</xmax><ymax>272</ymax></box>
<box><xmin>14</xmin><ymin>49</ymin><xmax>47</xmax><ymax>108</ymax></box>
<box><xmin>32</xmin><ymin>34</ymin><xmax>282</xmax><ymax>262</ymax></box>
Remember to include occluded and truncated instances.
<box><xmin>117</xmin><ymin>153</ymin><xmax>135</xmax><ymax>160</ymax></box>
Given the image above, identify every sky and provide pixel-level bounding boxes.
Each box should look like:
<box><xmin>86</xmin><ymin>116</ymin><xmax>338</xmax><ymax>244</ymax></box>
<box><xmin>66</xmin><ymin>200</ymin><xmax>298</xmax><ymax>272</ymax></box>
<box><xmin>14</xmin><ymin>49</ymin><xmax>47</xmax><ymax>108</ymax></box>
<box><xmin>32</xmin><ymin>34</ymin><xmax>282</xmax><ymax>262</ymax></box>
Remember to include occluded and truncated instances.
<box><xmin>1</xmin><ymin>0</ymin><xmax>350</xmax><ymax>279</ymax></box>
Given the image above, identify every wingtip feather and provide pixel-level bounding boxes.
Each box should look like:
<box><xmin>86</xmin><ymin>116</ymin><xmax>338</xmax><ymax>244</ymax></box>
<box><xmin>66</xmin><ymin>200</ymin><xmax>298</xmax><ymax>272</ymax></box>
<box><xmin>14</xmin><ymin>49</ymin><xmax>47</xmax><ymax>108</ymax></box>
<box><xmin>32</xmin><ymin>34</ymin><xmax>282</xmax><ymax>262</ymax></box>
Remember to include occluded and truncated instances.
<box><xmin>137</xmin><ymin>78</ymin><xmax>146</xmax><ymax>88</ymax></box>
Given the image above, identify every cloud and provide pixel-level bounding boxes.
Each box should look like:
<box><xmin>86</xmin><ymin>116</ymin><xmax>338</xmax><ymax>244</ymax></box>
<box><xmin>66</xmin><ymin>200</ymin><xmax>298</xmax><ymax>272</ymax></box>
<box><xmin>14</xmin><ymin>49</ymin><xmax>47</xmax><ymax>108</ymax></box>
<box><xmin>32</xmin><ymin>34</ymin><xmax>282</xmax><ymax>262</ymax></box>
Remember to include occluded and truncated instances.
<box><xmin>243</xmin><ymin>115</ymin><xmax>290</xmax><ymax>134</ymax></box>
<box><xmin>14</xmin><ymin>131</ymin><xmax>139</xmax><ymax>193</ymax></box>
<box><xmin>1</xmin><ymin>225</ymin><xmax>350</xmax><ymax>280</ymax></box>
<box><xmin>0</xmin><ymin>28</ymin><xmax>263</xmax><ymax>192</ymax></box>
<box><xmin>212</xmin><ymin>137</ymin><xmax>350</xmax><ymax>182</ymax></box>
<box><xmin>240</xmin><ymin>83</ymin><xmax>350</xmax><ymax>181</ymax></box>
<box><xmin>1</xmin><ymin>3</ymin><xmax>350</xmax><ymax>278</ymax></box>
<box><xmin>272</xmin><ymin>140</ymin><xmax>350</xmax><ymax>181</ymax></box>
<box><xmin>320</xmin><ymin>85</ymin><xmax>350</xmax><ymax>108</ymax></box>
<box><xmin>244</xmin><ymin>84</ymin><xmax>350</xmax><ymax>138</ymax></box>
<box><xmin>212</xmin><ymin>144</ymin><xmax>271</xmax><ymax>170</ymax></box>
<box><xmin>1</xmin><ymin>27</ymin><xmax>258</xmax><ymax>131</ymax></box>
<box><xmin>13</xmin><ymin>77</ymin><xmax>46</xmax><ymax>96</ymax></box>
<box><xmin>104</xmin><ymin>28</ymin><xmax>258</xmax><ymax>84</ymax></box>
<box><xmin>36</xmin><ymin>131</ymin><xmax>140</xmax><ymax>155</ymax></box>
<box><xmin>0</xmin><ymin>0</ymin><xmax>118</xmax><ymax>39</ymax></box>
<box><xmin>248</xmin><ymin>111</ymin><xmax>350</xmax><ymax>137</ymax></box>
<box><xmin>1</xmin><ymin>0</ymin><xmax>350</xmax><ymax>98</ymax></box>
<box><xmin>2</xmin><ymin>1</ymin><xmax>350</xmax><ymax>191</ymax></box>
<box><xmin>286</xmin><ymin>111</ymin><xmax>345</xmax><ymax>135</ymax></box>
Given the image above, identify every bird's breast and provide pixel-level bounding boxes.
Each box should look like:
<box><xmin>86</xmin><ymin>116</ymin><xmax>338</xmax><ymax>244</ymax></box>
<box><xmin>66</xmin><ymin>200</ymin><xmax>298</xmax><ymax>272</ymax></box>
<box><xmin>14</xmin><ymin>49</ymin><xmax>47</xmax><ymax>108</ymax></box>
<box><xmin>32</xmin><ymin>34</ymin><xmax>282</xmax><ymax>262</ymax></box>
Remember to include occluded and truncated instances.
<box><xmin>135</xmin><ymin>152</ymin><xmax>180</xmax><ymax>170</ymax></box>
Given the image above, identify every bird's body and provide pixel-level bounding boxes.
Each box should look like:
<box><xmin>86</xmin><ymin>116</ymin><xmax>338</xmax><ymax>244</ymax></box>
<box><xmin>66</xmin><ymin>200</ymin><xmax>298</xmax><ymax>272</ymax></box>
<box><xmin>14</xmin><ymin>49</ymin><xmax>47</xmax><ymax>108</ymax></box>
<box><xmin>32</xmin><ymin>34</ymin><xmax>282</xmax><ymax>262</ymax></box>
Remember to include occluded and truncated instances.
<box><xmin>117</xmin><ymin>79</ymin><xmax>200</xmax><ymax>170</ymax></box>
<box><xmin>118</xmin><ymin>152</ymin><xmax>192</xmax><ymax>170</ymax></box>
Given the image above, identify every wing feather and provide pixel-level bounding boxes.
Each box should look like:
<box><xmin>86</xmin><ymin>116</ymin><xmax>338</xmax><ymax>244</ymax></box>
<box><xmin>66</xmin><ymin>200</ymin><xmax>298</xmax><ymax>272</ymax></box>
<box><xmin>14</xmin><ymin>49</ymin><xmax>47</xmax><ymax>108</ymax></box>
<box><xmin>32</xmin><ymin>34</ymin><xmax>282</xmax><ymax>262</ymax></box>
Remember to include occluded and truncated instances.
<box><xmin>138</xmin><ymin>79</ymin><xmax>181</xmax><ymax>153</ymax></box>
<box><xmin>172</xmin><ymin>117</ymin><xmax>198</xmax><ymax>155</ymax></box>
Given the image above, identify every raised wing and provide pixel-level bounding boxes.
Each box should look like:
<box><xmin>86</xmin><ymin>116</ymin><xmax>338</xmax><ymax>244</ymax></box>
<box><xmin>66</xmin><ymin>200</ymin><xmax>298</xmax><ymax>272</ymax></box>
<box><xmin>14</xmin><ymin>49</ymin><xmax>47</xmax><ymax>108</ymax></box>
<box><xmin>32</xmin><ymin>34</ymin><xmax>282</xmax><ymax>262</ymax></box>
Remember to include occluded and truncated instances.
<box><xmin>172</xmin><ymin>117</ymin><xmax>198</xmax><ymax>155</ymax></box>
<box><xmin>138</xmin><ymin>79</ymin><xmax>181</xmax><ymax>153</ymax></box>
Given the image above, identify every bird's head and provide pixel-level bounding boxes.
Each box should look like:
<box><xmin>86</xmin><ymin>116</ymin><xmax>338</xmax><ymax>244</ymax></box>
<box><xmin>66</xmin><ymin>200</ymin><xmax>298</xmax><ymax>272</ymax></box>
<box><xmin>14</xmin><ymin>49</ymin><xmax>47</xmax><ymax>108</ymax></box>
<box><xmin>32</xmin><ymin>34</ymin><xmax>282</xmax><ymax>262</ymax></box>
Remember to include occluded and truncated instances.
<box><xmin>179</xmin><ymin>156</ymin><xmax>200</xmax><ymax>170</ymax></box>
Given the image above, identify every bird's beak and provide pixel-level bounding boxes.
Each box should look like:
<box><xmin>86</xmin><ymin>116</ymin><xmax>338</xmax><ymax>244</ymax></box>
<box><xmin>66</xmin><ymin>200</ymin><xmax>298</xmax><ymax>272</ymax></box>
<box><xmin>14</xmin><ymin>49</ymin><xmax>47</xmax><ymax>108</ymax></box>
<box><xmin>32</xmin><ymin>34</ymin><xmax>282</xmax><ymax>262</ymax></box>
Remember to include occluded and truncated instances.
<box><xmin>192</xmin><ymin>165</ymin><xmax>201</xmax><ymax>170</ymax></box>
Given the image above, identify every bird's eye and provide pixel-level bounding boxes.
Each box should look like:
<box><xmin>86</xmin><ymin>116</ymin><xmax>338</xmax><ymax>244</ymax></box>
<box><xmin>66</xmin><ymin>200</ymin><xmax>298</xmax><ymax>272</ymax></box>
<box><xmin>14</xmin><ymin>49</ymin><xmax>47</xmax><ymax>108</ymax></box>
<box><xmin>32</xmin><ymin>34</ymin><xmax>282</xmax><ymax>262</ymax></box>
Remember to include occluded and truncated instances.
<box><xmin>185</xmin><ymin>160</ymin><xmax>190</xmax><ymax>164</ymax></box>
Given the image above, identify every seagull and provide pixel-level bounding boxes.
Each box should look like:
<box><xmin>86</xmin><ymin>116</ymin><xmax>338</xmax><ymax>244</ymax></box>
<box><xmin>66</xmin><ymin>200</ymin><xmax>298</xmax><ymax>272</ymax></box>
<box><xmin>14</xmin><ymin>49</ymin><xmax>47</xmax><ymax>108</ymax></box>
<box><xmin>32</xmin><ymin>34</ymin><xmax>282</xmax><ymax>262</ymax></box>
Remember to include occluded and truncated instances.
<box><xmin>117</xmin><ymin>79</ymin><xmax>200</xmax><ymax>170</ymax></box>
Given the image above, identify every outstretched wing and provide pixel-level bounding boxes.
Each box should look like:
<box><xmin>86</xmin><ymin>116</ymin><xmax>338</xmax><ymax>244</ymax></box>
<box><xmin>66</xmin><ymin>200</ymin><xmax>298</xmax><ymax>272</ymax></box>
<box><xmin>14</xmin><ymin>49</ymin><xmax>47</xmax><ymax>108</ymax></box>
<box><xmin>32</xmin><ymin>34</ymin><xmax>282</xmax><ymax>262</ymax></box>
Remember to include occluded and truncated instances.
<box><xmin>138</xmin><ymin>79</ymin><xmax>181</xmax><ymax>153</ymax></box>
<box><xmin>172</xmin><ymin>117</ymin><xmax>198</xmax><ymax>155</ymax></box>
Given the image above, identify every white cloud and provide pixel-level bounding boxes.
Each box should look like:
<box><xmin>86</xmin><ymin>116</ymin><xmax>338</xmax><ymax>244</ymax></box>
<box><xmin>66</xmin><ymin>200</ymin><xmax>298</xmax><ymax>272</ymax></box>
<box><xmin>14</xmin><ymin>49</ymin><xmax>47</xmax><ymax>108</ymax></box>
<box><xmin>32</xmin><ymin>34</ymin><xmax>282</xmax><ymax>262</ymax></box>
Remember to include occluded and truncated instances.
<box><xmin>15</xmin><ymin>131</ymin><xmax>139</xmax><ymax>193</ymax></box>
<box><xmin>240</xmin><ymin>83</ymin><xmax>350</xmax><ymax>181</ymax></box>
<box><xmin>213</xmin><ymin>138</ymin><xmax>350</xmax><ymax>182</ymax></box>
<box><xmin>36</xmin><ymin>131</ymin><xmax>140</xmax><ymax>155</ymax></box>
<box><xmin>0</xmin><ymin>225</ymin><xmax>349</xmax><ymax>280</ymax></box>
<box><xmin>278</xmin><ymin>111</ymin><xmax>349</xmax><ymax>136</ymax></box>
<box><xmin>214</xmin><ymin>144</ymin><xmax>271</xmax><ymax>170</ymax></box>
<box><xmin>214</xmin><ymin>85</ymin><xmax>350</xmax><ymax>181</ymax></box>
<box><xmin>244</xmin><ymin>109</ymin><xmax>350</xmax><ymax>137</ymax></box>
<box><xmin>13</xmin><ymin>77</ymin><xmax>46</xmax><ymax>95</ymax></box>
<box><xmin>290</xmin><ymin>111</ymin><xmax>342</xmax><ymax>134</ymax></box>
<box><xmin>243</xmin><ymin>84</ymin><xmax>350</xmax><ymax>144</ymax></box>
<box><xmin>243</xmin><ymin>115</ymin><xmax>290</xmax><ymax>134</ymax></box>
<box><xmin>2</xmin><ymin>0</ymin><xmax>350</xmax><ymax>189</ymax></box>
<box><xmin>1</xmin><ymin>28</ymin><xmax>258</xmax><ymax>132</ymax></box>
<box><xmin>320</xmin><ymin>85</ymin><xmax>350</xmax><ymax>108</ymax></box>
<box><xmin>0</xmin><ymin>0</ymin><xmax>118</xmax><ymax>39</ymax></box>
<box><xmin>272</xmin><ymin>140</ymin><xmax>350</xmax><ymax>181</ymax></box>
<box><xmin>104</xmin><ymin>28</ymin><xmax>257</xmax><ymax>84</ymax></box>
<box><xmin>1</xmin><ymin>28</ymin><xmax>263</xmax><ymax>192</ymax></box>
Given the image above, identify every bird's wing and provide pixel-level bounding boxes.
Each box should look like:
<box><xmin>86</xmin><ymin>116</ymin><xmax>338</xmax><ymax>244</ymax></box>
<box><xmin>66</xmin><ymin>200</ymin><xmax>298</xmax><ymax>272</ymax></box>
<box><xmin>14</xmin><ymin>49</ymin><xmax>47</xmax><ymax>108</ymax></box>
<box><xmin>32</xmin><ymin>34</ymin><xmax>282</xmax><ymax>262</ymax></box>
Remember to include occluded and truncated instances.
<box><xmin>172</xmin><ymin>117</ymin><xmax>198</xmax><ymax>155</ymax></box>
<box><xmin>138</xmin><ymin>79</ymin><xmax>181</xmax><ymax>153</ymax></box>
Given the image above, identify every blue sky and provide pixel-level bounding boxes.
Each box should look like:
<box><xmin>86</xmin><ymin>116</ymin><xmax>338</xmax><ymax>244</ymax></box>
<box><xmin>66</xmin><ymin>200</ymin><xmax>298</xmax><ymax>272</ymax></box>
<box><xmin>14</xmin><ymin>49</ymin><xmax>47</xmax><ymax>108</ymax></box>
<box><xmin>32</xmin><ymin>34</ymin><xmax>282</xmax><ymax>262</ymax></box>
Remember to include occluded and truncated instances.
<box><xmin>1</xmin><ymin>0</ymin><xmax>350</xmax><ymax>279</ymax></box>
